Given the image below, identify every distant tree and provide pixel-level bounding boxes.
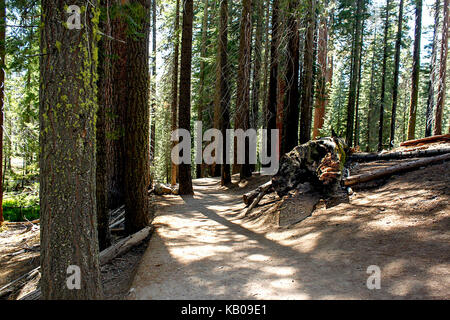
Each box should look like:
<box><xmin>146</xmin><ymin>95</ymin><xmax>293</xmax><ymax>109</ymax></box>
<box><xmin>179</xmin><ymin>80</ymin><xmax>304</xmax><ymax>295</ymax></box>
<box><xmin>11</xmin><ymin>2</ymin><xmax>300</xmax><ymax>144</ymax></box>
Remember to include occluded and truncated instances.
<box><xmin>0</xmin><ymin>0</ymin><xmax>5</xmax><ymax>225</ymax></box>
<box><xmin>407</xmin><ymin>0</ymin><xmax>422</xmax><ymax>140</ymax></box>
<box><xmin>178</xmin><ymin>0</ymin><xmax>194</xmax><ymax>194</ymax></box>
<box><xmin>434</xmin><ymin>0</ymin><xmax>448</xmax><ymax>135</ymax></box>
<box><xmin>171</xmin><ymin>0</ymin><xmax>180</xmax><ymax>186</ymax></box>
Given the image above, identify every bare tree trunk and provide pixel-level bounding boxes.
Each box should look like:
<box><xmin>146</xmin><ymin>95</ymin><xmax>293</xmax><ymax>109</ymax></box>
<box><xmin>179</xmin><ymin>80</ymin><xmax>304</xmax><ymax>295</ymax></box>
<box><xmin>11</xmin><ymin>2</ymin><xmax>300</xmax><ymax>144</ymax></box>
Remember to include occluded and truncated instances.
<box><xmin>390</xmin><ymin>0</ymin><xmax>404</xmax><ymax>146</ymax></box>
<box><xmin>366</xmin><ymin>29</ymin><xmax>378</xmax><ymax>151</ymax></box>
<box><xmin>434</xmin><ymin>0</ymin><xmax>449</xmax><ymax>135</ymax></box>
<box><xmin>283</xmin><ymin>0</ymin><xmax>301</xmax><ymax>154</ymax></box>
<box><xmin>178</xmin><ymin>0</ymin><xmax>194</xmax><ymax>195</ymax></box>
<box><xmin>354</xmin><ymin>18</ymin><xmax>365</xmax><ymax>148</ymax></box>
<box><xmin>40</xmin><ymin>0</ymin><xmax>102</xmax><ymax>299</ymax></box>
<box><xmin>0</xmin><ymin>0</ymin><xmax>4</xmax><ymax>225</ymax></box>
<box><xmin>171</xmin><ymin>0</ymin><xmax>180</xmax><ymax>186</ymax></box>
<box><xmin>345</xmin><ymin>0</ymin><xmax>364</xmax><ymax>146</ymax></box>
<box><xmin>407</xmin><ymin>0</ymin><xmax>423</xmax><ymax>140</ymax></box>
<box><xmin>313</xmin><ymin>7</ymin><xmax>329</xmax><ymax>141</ymax></box>
<box><xmin>150</xmin><ymin>0</ymin><xmax>157</xmax><ymax>162</ymax></box>
<box><xmin>378</xmin><ymin>0</ymin><xmax>391</xmax><ymax>151</ymax></box>
<box><xmin>197</xmin><ymin>0</ymin><xmax>209</xmax><ymax>179</ymax></box>
<box><xmin>124</xmin><ymin>0</ymin><xmax>152</xmax><ymax>233</ymax></box>
<box><xmin>299</xmin><ymin>0</ymin><xmax>316</xmax><ymax>144</ymax></box>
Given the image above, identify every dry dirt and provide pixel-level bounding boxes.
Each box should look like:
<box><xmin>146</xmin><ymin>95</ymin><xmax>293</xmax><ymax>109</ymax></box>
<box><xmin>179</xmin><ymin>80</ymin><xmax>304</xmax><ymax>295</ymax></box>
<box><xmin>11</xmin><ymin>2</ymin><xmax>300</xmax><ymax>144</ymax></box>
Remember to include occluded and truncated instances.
<box><xmin>131</xmin><ymin>162</ymin><xmax>449</xmax><ymax>300</ymax></box>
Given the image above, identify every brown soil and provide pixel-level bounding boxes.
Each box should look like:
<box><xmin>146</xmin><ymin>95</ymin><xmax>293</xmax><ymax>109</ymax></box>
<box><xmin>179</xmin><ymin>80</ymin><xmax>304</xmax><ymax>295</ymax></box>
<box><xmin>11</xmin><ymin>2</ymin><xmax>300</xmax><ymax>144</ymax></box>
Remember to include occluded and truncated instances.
<box><xmin>131</xmin><ymin>161</ymin><xmax>449</xmax><ymax>300</ymax></box>
<box><xmin>0</xmin><ymin>225</ymin><xmax>149</xmax><ymax>300</ymax></box>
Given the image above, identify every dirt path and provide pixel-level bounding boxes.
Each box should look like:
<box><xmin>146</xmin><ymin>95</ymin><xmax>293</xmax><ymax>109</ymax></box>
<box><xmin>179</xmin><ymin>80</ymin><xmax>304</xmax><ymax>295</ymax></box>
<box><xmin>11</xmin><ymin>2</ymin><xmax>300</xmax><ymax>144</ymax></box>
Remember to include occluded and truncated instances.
<box><xmin>131</xmin><ymin>167</ymin><xmax>449</xmax><ymax>300</ymax></box>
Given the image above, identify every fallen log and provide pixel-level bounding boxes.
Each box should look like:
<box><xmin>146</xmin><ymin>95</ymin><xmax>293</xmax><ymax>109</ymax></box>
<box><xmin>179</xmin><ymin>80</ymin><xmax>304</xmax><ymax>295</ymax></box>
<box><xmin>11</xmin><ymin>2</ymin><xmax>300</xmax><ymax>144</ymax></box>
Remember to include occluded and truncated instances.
<box><xmin>0</xmin><ymin>267</ymin><xmax>40</xmax><ymax>299</ymax></box>
<box><xmin>349</xmin><ymin>147</ymin><xmax>450</xmax><ymax>162</ymax></box>
<box><xmin>16</xmin><ymin>226</ymin><xmax>154</xmax><ymax>300</ymax></box>
<box><xmin>400</xmin><ymin>134</ymin><xmax>450</xmax><ymax>147</ymax></box>
<box><xmin>99</xmin><ymin>226</ymin><xmax>154</xmax><ymax>265</ymax></box>
<box><xmin>344</xmin><ymin>153</ymin><xmax>450</xmax><ymax>186</ymax></box>
<box><xmin>243</xmin><ymin>181</ymin><xmax>273</xmax><ymax>206</ymax></box>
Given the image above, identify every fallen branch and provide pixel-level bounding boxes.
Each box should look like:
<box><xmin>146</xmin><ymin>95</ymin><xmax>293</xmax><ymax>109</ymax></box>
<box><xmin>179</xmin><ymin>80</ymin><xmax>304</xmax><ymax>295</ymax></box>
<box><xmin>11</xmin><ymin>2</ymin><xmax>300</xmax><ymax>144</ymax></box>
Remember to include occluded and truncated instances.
<box><xmin>350</xmin><ymin>147</ymin><xmax>450</xmax><ymax>162</ymax></box>
<box><xmin>344</xmin><ymin>153</ymin><xmax>450</xmax><ymax>186</ymax></box>
<box><xmin>400</xmin><ymin>134</ymin><xmax>450</xmax><ymax>147</ymax></box>
<box><xmin>244</xmin><ymin>184</ymin><xmax>272</xmax><ymax>216</ymax></box>
<box><xmin>0</xmin><ymin>267</ymin><xmax>40</xmax><ymax>299</ymax></box>
<box><xmin>243</xmin><ymin>181</ymin><xmax>272</xmax><ymax>206</ymax></box>
<box><xmin>99</xmin><ymin>226</ymin><xmax>154</xmax><ymax>265</ymax></box>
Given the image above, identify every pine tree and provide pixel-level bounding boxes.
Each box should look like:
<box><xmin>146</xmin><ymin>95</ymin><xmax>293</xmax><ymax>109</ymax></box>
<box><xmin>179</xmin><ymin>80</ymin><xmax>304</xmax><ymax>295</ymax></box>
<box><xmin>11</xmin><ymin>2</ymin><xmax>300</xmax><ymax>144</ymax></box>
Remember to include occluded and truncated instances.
<box><xmin>171</xmin><ymin>0</ymin><xmax>180</xmax><ymax>186</ymax></box>
<box><xmin>40</xmin><ymin>0</ymin><xmax>102</xmax><ymax>299</ymax></box>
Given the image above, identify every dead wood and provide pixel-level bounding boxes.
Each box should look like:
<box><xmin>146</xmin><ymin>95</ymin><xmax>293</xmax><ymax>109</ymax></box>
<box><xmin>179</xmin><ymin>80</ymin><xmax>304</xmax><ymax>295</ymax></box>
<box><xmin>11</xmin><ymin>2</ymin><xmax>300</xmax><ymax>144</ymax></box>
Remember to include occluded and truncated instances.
<box><xmin>350</xmin><ymin>147</ymin><xmax>450</xmax><ymax>162</ymax></box>
<box><xmin>399</xmin><ymin>134</ymin><xmax>450</xmax><ymax>147</ymax></box>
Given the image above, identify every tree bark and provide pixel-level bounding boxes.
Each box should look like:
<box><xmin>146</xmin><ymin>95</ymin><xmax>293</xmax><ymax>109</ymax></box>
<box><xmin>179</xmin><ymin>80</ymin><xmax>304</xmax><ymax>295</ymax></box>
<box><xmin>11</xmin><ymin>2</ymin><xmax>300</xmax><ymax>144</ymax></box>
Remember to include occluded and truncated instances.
<box><xmin>196</xmin><ymin>0</ymin><xmax>209</xmax><ymax>179</ymax></box>
<box><xmin>178</xmin><ymin>0</ymin><xmax>194</xmax><ymax>194</ymax></box>
<box><xmin>150</xmin><ymin>0</ymin><xmax>157</xmax><ymax>163</ymax></box>
<box><xmin>171</xmin><ymin>0</ymin><xmax>181</xmax><ymax>186</ymax></box>
<box><xmin>390</xmin><ymin>0</ymin><xmax>404</xmax><ymax>146</ymax></box>
<box><xmin>97</xmin><ymin>0</ymin><xmax>113</xmax><ymax>250</ymax></box>
<box><xmin>378</xmin><ymin>0</ymin><xmax>391</xmax><ymax>151</ymax></box>
<box><xmin>366</xmin><ymin>28</ymin><xmax>378</xmax><ymax>151</ymax></box>
<box><xmin>283</xmin><ymin>0</ymin><xmax>301</xmax><ymax>154</ymax></box>
<box><xmin>300</xmin><ymin>0</ymin><xmax>316</xmax><ymax>145</ymax></box>
<box><xmin>40</xmin><ymin>0</ymin><xmax>102</xmax><ymax>299</ymax></box>
<box><xmin>345</xmin><ymin>0</ymin><xmax>364</xmax><ymax>147</ymax></box>
<box><xmin>234</xmin><ymin>0</ymin><xmax>253</xmax><ymax>179</ymax></box>
<box><xmin>407</xmin><ymin>0</ymin><xmax>423</xmax><ymax>140</ymax></box>
<box><xmin>0</xmin><ymin>0</ymin><xmax>5</xmax><ymax>225</ymax></box>
<box><xmin>434</xmin><ymin>0</ymin><xmax>448</xmax><ymax>135</ymax></box>
<box><xmin>124</xmin><ymin>0</ymin><xmax>152</xmax><ymax>233</ymax></box>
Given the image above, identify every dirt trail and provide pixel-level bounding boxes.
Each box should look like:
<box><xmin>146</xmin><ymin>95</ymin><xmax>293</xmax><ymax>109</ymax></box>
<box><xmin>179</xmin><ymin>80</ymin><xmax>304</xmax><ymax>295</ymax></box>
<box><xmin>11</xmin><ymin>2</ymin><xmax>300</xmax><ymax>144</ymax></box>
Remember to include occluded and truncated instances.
<box><xmin>131</xmin><ymin>165</ymin><xmax>449</xmax><ymax>300</ymax></box>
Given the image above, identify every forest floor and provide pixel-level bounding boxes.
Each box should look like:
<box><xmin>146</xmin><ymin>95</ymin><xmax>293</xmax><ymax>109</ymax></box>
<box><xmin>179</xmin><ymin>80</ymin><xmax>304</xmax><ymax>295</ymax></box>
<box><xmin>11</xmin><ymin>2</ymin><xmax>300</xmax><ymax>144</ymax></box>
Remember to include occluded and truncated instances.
<box><xmin>131</xmin><ymin>161</ymin><xmax>449</xmax><ymax>300</ymax></box>
<box><xmin>0</xmin><ymin>224</ymin><xmax>148</xmax><ymax>300</ymax></box>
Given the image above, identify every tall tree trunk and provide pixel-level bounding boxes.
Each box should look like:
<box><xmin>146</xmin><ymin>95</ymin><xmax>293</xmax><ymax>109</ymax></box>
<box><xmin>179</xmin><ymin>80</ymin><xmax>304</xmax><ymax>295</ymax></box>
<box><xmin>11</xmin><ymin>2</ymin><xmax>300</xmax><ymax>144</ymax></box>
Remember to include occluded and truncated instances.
<box><xmin>124</xmin><ymin>0</ymin><xmax>152</xmax><ymax>233</ymax></box>
<box><xmin>196</xmin><ymin>0</ymin><xmax>209</xmax><ymax>179</ymax></box>
<box><xmin>345</xmin><ymin>0</ymin><xmax>364</xmax><ymax>146</ymax></box>
<box><xmin>313</xmin><ymin>7</ymin><xmax>329</xmax><ymax>141</ymax></box>
<box><xmin>366</xmin><ymin>29</ymin><xmax>378</xmax><ymax>152</ymax></box>
<box><xmin>235</xmin><ymin>0</ymin><xmax>253</xmax><ymax>179</ymax></box>
<box><xmin>250</xmin><ymin>0</ymin><xmax>263</xmax><ymax>131</ymax></box>
<box><xmin>97</xmin><ymin>0</ymin><xmax>112</xmax><ymax>250</ymax></box>
<box><xmin>425</xmin><ymin>0</ymin><xmax>440</xmax><ymax>137</ymax></box>
<box><xmin>434</xmin><ymin>0</ymin><xmax>449</xmax><ymax>135</ymax></box>
<box><xmin>390</xmin><ymin>0</ymin><xmax>404</xmax><ymax>146</ymax></box>
<box><xmin>354</xmin><ymin>19</ymin><xmax>365</xmax><ymax>148</ymax></box>
<box><xmin>171</xmin><ymin>0</ymin><xmax>180</xmax><ymax>186</ymax></box>
<box><xmin>407</xmin><ymin>0</ymin><xmax>423</xmax><ymax>140</ymax></box>
<box><xmin>0</xmin><ymin>0</ymin><xmax>4</xmax><ymax>225</ymax></box>
<box><xmin>214</xmin><ymin>0</ymin><xmax>232</xmax><ymax>185</ymax></box>
<box><xmin>40</xmin><ymin>0</ymin><xmax>102</xmax><ymax>299</ymax></box>
<box><xmin>261</xmin><ymin>0</ymin><xmax>271</xmax><ymax>119</ymax></box>
<box><xmin>266</xmin><ymin>0</ymin><xmax>280</xmax><ymax>153</ymax></box>
<box><xmin>299</xmin><ymin>0</ymin><xmax>316</xmax><ymax>144</ymax></box>
<box><xmin>178</xmin><ymin>0</ymin><xmax>194</xmax><ymax>194</ymax></box>
<box><xmin>149</xmin><ymin>0</ymin><xmax>157</xmax><ymax>164</ymax></box>
<box><xmin>107</xmin><ymin>0</ymin><xmax>128</xmax><ymax>210</ymax></box>
<box><xmin>283</xmin><ymin>0</ymin><xmax>301</xmax><ymax>154</ymax></box>
<box><xmin>378</xmin><ymin>0</ymin><xmax>391</xmax><ymax>151</ymax></box>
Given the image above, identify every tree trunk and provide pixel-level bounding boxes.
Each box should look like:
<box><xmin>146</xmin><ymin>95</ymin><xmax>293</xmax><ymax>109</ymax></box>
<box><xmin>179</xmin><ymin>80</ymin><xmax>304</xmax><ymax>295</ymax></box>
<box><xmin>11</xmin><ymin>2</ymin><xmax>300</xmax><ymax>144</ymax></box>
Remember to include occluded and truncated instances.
<box><xmin>234</xmin><ymin>0</ymin><xmax>253</xmax><ymax>179</ymax></box>
<box><xmin>300</xmin><ymin>0</ymin><xmax>316</xmax><ymax>145</ymax></box>
<box><xmin>196</xmin><ymin>0</ymin><xmax>209</xmax><ymax>179</ymax></box>
<box><xmin>178</xmin><ymin>0</ymin><xmax>194</xmax><ymax>195</ymax></box>
<box><xmin>124</xmin><ymin>0</ymin><xmax>152</xmax><ymax>233</ymax></box>
<box><xmin>150</xmin><ymin>0</ymin><xmax>157</xmax><ymax>162</ymax></box>
<box><xmin>354</xmin><ymin>19</ymin><xmax>365</xmax><ymax>148</ymax></box>
<box><xmin>171</xmin><ymin>0</ymin><xmax>180</xmax><ymax>186</ymax></box>
<box><xmin>378</xmin><ymin>0</ymin><xmax>391</xmax><ymax>151</ymax></box>
<box><xmin>390</xmin><ymin>0</ymin><xmax>404</xmax><ymax>146</ymax></box>
<box><xmin>366</xmin><ymin>29</ymin><xmax>378</xmax><ymax>151</ymax></box>
<box><xmin>0</xmin><ymin>0</ymin><xmax>4</xmax><ymax>225</ymax></box>
<box><xmin>40</xmin><ymin>0</ymin><xmax>102</xmax><ymax>299</ymax></box>
<box><xmin>407</xmin><ymin>0</ymin><xmax>423</xmax><ymax>140</ymax></box>
<box><xmin>214</xmin><ymin>0</ymin><xmax>232</xmax><ymax>185</ymax></box>
<box><xmin>313</xmin><ymin>7</ymin><xmax>329</xmax><ymax>141</ymax></box>
<box><xmin>283</xmin><ymin>0</ymin><xmax>301</xmax><ymax>154</ymax></box>
<box><xmin>434</xmin><ymin>0</ymin><xmax>448</xmax><ymax>135</ymax></box>
<box><xmin>266</xmin><ymin>0</ymin><xmax>280</xmax><ymax>151</ymax></box>
<box><xmin>97</xmin><ymin>0</ymin><xmax>113</xmax><ymax>250</ymax></box>
<box><xmin>345</xmin><ymin>0</ymin><xmax>364</xmax><ymax>147</ymax></box>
